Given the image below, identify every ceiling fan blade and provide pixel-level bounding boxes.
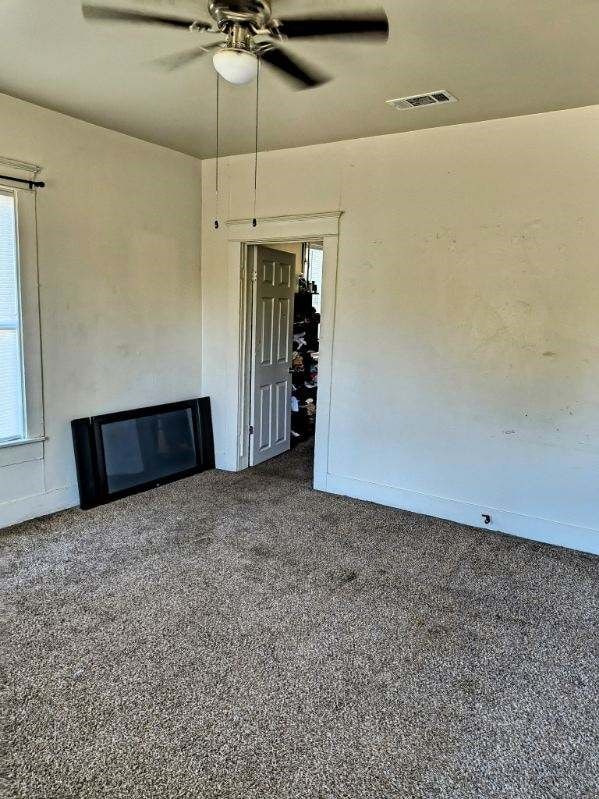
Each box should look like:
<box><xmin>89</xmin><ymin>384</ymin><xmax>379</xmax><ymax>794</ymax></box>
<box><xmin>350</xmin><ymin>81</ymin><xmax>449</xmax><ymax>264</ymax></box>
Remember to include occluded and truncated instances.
<box><xmin>274</xmin><ymin>10</ymin><xmax>389</xmax><ymax>40</ymax></box>
<box><xmin>258</xmin><ymin>44</ymin><xmax>330</xmax><ymax>89</ymax></box>
<box><xmin>81</xmin><ymin>4</ymin><xmax>210</xmax><ymax>30</ymax></box>
<box><xmin>151</xmin><ymin>43</ymin><xmax>223</xmax><ymax>71</ymax></box>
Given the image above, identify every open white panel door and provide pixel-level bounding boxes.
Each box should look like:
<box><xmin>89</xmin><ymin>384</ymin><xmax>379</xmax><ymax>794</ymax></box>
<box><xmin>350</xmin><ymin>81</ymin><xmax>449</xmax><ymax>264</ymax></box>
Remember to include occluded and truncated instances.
<box><xmin>249</xmin><ymin>245</ymin><xmax>295</xmax><ymax>466</ymax></box>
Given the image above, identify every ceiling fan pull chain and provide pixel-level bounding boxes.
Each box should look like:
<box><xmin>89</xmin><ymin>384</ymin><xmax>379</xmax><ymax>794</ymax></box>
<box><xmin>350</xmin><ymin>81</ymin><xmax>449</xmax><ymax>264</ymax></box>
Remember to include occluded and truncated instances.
<box><xmin>252</xmin><ymin>58</ymin><xmax>261</xmax><ymax>228</ymax></box>
<box><xmin>214</xmin><ymin>73</ymin><xmax>220</xmax><ymax>230</ymax></box>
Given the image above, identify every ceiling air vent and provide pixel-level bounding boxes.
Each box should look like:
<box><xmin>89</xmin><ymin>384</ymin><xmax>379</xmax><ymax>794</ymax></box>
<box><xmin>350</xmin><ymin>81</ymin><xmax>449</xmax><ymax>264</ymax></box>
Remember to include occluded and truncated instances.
<box><xmin>386</xmin><ymin>90</ymin><xmax>458</xmax><ymax>110</ymax></box>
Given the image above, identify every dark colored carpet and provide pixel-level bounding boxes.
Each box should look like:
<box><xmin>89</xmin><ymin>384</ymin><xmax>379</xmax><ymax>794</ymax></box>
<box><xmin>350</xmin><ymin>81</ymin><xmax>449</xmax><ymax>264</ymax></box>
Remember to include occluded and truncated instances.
<box><xmin>2</xmin><ymin>442</ymin><xmax>598</xmax><ymax>799</ymax></box>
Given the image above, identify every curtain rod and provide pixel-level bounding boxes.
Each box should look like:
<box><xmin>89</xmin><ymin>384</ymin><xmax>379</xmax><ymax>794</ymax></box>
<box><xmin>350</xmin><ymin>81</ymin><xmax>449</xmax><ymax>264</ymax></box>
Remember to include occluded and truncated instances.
<box><xmin>0</xmin><ymin>174</ymin><xmax>45</xmax><ymax>189</ymax></box>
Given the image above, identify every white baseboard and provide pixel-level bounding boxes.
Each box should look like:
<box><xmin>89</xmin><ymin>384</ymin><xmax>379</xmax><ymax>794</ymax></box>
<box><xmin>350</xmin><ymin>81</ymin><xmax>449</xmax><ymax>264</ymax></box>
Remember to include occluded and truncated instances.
<box><xmin>0</xmin><ymin>485</ymin><xmax>79</xmax><ymax>531</ymax></box>
<box><xmin>4</xmin><ymin>473</ymin><xmax>598</xmax><ymax>557</ymax></box>
<box><xmin>324</xmin><ymin>473</ymin><xmax>599</xmax><ymax>556</ymax></box>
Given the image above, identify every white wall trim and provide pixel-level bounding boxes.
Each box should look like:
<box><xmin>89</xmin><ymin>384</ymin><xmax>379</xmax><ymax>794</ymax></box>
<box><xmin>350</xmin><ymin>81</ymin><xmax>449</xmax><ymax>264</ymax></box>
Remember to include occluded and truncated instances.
<box><xmin>14</xmin><ymin>187</ymin><xmax>45</xmax><ymax>443</ymax></box>
<box><xmin>313</xmin><ymin>235</ymin><xmax>339</xmax><ymax>491</ymax></box>
<box><xmin>0</xmin><ymin>485</ymin><xmax>78</xmax><ymax>531</ymax></box>
<box><xmin>325</xmin><ymin>473</ymin><xmax>599</xmax><ymax>556</ymax></box>
<box><xmin>226</xmin><ymin>212</ymin><xmax>342</xmax><ymax>241</ymax></box>
<box><xmin>0</xmin><ymin>155</ymin><xmax>42</xmax><ymax>179</ymax></box>
<box><xmin>0</xmin><ymin>439</ymin><xmax>44</xmax><ymax>467</ymax></box>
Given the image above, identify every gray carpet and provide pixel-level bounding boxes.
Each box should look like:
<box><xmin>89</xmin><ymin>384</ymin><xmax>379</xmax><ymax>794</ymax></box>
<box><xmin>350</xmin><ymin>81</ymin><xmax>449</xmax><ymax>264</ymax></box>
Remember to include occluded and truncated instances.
<box><xmin>2</xmin><ymin>442</ymin><xmax>598</xmax><ymax>799</ymax></box>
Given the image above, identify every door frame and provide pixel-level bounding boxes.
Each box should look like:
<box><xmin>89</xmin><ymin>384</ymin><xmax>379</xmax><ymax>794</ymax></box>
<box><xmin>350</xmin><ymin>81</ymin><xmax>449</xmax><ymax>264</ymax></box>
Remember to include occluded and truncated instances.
<box><xmin>226</xmin><ymin>212</ymin><xmax>342</xmax><ymax>490</ymax></box>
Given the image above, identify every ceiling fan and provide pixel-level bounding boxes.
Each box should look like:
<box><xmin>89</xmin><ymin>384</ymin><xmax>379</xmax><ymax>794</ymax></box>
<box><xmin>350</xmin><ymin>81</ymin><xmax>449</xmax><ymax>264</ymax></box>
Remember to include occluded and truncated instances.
<box><xmin>82</xmin><ymin>1</ymin><xmax>389</xmax><ymax>89</ymax></box>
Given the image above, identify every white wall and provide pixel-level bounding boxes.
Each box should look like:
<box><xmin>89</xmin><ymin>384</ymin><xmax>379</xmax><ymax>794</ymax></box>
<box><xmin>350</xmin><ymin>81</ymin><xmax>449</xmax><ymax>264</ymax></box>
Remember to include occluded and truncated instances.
<box><xmin>201</xmin><ymin>105</ymin><xmax>599</xmax><ymax>554</ymax></box>
<box><xmin>0</xmin><ymin>93</ymin><xmax>203</xmax><ymax>528</ymax></box>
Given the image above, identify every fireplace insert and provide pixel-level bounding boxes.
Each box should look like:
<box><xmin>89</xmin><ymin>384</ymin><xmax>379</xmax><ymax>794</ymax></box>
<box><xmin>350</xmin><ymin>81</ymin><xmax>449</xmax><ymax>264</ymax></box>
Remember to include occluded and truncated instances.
<box><xmin>72</xmin><ymin>397</ymin><xmax>214</xmax><ymax>510</ymax></box>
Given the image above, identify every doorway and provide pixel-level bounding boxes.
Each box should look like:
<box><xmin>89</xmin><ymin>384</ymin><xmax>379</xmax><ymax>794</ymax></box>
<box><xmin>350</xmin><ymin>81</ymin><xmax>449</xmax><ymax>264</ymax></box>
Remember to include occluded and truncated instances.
<box><xmin>243</xmin><ymin>240</ymin><xmax>323</xmax><ymax>470</ymax></box>
<box><xmin>225</xmin><ymin>211</ymin><xmax>340</xmax><ymax>489</ymax></box>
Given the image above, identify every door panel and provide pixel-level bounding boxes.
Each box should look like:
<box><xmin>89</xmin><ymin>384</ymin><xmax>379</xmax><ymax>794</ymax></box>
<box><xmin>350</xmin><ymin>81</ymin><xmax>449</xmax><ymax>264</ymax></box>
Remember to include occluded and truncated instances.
<box><xmin>261</xmin><ymin>260</ymin><xmax>275</xmax><ymax>285</ymax></box>
<box><xmin>260</xmin><ymin>297</ymin><xmax>274</xmax><ymax>365</ymax></box>
<box><xmin>258</xmin><ymin>384</ymin><xmax>272</xmax><ymax>451</ymax></box>
<box><xmin>250</xmin><ymin>246</ymin><xmax>295</xmax><ymax>466</ymax></box>
<box><xmin>275</xmin><ymin>379</ymin><xmax>288</xmax><ymax>444</ymax></box>
<box><xmin>276</xmin><ymin>297</ymin><xmax>291</xmax><ymax>362</ymax></box>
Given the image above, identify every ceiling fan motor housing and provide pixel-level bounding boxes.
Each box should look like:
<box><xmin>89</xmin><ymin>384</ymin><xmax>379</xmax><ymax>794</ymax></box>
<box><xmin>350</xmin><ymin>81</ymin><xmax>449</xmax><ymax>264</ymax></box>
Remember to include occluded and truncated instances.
<box><xmin>208</xmin><ymin>1</ymin><xmax>272</xmax><ymax>32</ymax></box>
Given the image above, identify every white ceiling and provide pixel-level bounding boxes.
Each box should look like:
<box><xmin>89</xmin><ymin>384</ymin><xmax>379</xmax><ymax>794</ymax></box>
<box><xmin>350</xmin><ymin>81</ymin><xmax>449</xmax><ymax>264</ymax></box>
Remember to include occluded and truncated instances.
<box><xmin>2</xmin><ymin>0</ymin><xmax>599</xmax><ymax>158</ymax></box>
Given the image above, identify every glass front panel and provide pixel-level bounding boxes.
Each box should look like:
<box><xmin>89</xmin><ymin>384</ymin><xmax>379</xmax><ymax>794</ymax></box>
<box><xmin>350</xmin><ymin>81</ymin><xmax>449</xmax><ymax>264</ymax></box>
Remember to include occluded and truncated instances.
<box><xmin>101</xmin><ymin>407</ymin><xmax>197</xmax><ymax>494</ymax></box>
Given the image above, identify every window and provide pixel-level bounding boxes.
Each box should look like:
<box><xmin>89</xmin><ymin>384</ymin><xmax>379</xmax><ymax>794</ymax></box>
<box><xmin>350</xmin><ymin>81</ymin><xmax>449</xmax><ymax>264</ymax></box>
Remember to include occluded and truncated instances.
<box><xmin>304</xmin><ymin>243</ymin><xmax>323</xmax><ymax>314</ymax></box>
<box><xmin>0</xmin><ymin>171</ymin><xmax>43</xmax><ymax>453</ymax></box>
<box><xmin>0</xmin><ymin>190</ymin><xmax>25</xmax><ymax>443</ymax></box>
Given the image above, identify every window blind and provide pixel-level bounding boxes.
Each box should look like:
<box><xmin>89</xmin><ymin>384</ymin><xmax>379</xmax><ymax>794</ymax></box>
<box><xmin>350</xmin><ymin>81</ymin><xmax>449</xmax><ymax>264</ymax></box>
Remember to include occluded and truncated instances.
<box><xmin>0</xmin><ymin>190</ymin><xmax>24</xmax><ymax>442</ymax></box>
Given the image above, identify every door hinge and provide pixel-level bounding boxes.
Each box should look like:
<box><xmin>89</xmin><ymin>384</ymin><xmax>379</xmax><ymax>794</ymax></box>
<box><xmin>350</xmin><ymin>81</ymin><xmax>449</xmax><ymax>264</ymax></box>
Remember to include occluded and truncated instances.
<box><xmin>249</xmin><ymin>425</ymin><xmax>254</xmax><ymax>435</ymax></box>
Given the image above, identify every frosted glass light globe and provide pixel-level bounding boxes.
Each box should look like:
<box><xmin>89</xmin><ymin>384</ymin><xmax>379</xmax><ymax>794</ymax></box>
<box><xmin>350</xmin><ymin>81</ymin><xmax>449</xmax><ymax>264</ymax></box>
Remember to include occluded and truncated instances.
<box><xmin>213</xmin><ymin>48</ymin><xmax>258</xmax><ymax>85</ymax></box>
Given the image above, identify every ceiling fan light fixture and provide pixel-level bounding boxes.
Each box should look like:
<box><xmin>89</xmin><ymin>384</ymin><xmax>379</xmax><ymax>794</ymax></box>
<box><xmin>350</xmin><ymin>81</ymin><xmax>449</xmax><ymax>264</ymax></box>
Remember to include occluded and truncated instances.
<box><xmin>213</xmin><ymin>47</ymin><xmax>258</xmax><ymax>85</ymax></box>
<box><xmin>82</xmin><ymin>2</ymin><xmax>389</xmax><ymax>90</ymax></box>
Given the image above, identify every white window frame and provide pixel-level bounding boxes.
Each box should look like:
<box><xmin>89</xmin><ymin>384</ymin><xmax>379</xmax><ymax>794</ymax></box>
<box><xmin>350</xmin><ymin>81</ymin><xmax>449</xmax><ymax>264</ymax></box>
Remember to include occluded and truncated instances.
<box><xmin>0</xmin><ymin>172</ymin><xmax>44</xmax><ymax>462</ymax></box>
